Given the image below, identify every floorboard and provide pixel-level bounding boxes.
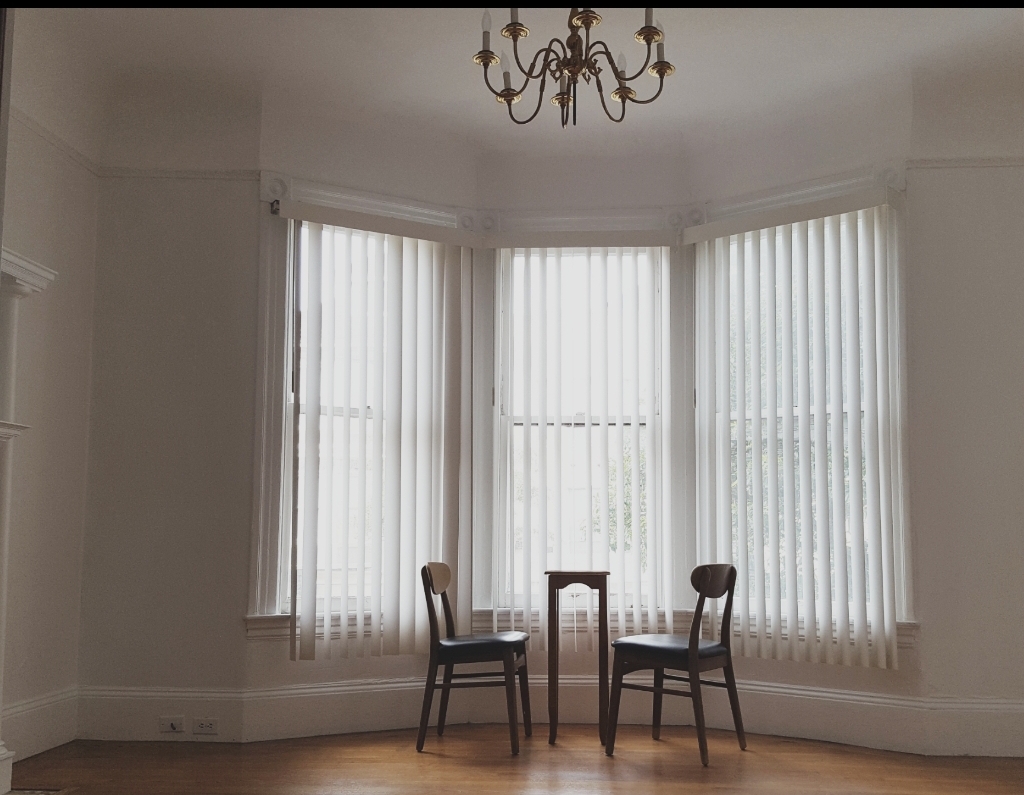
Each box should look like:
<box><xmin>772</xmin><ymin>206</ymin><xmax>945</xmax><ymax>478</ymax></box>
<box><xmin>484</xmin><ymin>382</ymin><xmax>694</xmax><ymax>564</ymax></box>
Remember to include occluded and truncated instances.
<box><xmin>12</xmin><ymin>724</ymin><xmax>1024</xmax><ymax>794</ymax></box>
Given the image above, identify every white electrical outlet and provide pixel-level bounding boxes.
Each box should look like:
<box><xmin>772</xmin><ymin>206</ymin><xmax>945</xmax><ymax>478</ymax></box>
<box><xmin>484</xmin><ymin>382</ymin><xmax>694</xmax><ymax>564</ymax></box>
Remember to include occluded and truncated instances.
<box><xmin>158</xmin><ymin>715</ymin><xmax>185</xmax><ymax>733</ymax></box>
<box><xmin>193</xmin><ymin>717</ymin><xmax>218</xmax><ymax>735</ymax></box>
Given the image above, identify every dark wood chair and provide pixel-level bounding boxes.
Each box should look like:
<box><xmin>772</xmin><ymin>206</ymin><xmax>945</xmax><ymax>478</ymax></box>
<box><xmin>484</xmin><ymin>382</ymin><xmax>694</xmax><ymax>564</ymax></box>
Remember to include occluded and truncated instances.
<box><xmin>416</xmin><ymin>562</ymin><xmax>532</xmax><ymax>755</ymax></box>
<box><xmin>605</xmin><ymin>563</ymin><xmax>746</xmax><ymax>765</ymax></box>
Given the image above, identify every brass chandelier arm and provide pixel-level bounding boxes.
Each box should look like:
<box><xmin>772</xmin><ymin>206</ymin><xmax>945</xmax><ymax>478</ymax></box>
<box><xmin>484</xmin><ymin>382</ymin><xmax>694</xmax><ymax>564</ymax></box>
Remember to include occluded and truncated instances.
<box><xmin>507</xmin><ymin>74</ymin><xmax>550</xmax><ymax>125</ymax></box>
<box><xmin>512</xmin><ymin>47</ymin><xmax>563</xmax><ymax>95</ymax></box>
<box><xmin>594</xmin><ymin>73</ymin><xmax>627</xmax><ymax>123</ymax></box>
<box><xmin>623</xmin><ymin>74</ymin><xmax>666</xmax><ymax>105</ymax></box>
<box><xmin>587</xmin><ymin>38</ymin><xmax>654</xmax><ymax>82</ymax></box>
<box><xmin>512</xmin><ymin>36</ymin><xmax>567</xmax><ymax>79</ymax></box>
<box><xmin>481</xmin><ymin>65</ymin><xmax>505</xmax><ymax>97</ymax></box>
<box><xmin>585</xmin><ymin>42</ymin><xmax>619</xmax><ymax>81</ymax></box>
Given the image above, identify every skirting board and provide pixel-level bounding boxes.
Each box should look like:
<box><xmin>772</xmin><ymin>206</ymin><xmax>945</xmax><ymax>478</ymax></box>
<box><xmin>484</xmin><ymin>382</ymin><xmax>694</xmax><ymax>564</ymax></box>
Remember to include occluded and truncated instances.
<box><xmin>1</xmin><ymin>687</ymin><xmax>78</xmax><ymax>761</ymax></box>
<box><xmin>72</xmin><ymin>678</ymin><xmax>1024</xmax><ymax>757</ymax></box>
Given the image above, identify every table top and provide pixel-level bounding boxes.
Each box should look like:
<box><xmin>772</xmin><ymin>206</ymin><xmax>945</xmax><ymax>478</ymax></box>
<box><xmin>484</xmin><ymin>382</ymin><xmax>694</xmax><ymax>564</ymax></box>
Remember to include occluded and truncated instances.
<box><xmin>545</xmin><ymin>570</ymin><xmax>610</xmax><ymax>576</ymax></box>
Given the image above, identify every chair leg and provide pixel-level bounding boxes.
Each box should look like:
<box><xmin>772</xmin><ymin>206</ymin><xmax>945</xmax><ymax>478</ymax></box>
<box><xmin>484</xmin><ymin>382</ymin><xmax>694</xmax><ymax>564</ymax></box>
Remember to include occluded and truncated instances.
<box><xmin>518</xmin><ymin>653</ymin><xmax>532</xmax><ymax>737</ymax></box>
<box><xmin>416</xmin><ymin>657</ymin><xmax>438</xmax><ymax>752</ymax></box>
<box><xmin>724</xmin><ymin>661</ymin><xmax>747</xmax><ymax>750</ymax></box>
<box><xmin>503</xmin><ymin>648</ymin><xmax>520</xmax><ymax>755</ymax></box>
<box><xmin>690</xmin><ymin>668</ymin><xmax>709</xmax><ymax>767</ymax></box>
<box><xmin>652</xmin><ymin>668</ymin><xmax>664</xmax><ymax>740</ymax></box>
<box><xmin>605</xmin><ymin>653</ymin><xmax>625</xmax><ymax>756</ymax></box>
<box><xmin>437</xmin><ymin>663</ymin><xmax>454</xmax><ymax>736</ymax></box>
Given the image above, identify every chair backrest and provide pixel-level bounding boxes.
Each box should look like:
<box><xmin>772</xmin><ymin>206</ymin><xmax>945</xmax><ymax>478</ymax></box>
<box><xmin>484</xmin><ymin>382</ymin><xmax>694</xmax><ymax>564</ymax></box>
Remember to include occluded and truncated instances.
<box><xmin>421</xmin><ymin>562</ymin><xmax>456</xmax><ymax>648</ymax></box>
<box><xmin>688</xmin><ymin>564</ymin><xmax>737</xmax><ymax>654</ymax></box>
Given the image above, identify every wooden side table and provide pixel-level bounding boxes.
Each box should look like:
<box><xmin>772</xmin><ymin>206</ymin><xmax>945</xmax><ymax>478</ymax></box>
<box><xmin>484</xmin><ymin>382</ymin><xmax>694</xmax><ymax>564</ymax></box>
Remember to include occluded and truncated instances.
<box><xmin>545</xmin><ymin>570</ymin><xmax>610</xmax><ymax>745</ymax></box>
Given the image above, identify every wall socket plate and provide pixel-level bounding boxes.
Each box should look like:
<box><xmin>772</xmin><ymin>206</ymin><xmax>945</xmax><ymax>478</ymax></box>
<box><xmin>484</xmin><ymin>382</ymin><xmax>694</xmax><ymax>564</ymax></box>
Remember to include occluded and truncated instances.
<box><xmin>158</xmin><ymin>715</ymin><xmax>185</xmax><ymax>733</ymax></box>
<box><xmin>193</xmin><ymin>717</ymin><xmax>218</xmax><ymax>735</ymax></box>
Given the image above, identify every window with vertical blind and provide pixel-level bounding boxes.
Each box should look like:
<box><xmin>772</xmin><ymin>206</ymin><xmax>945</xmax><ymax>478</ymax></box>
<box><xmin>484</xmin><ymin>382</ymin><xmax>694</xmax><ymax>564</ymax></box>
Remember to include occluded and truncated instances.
<box><xmin>284</xmin><ymin>221</ymin><xmax>473</xmax><ymax>660</ymax></box>
<box><xmin>491</xmin><ymin>246</ymin><xmax>675</xmax><ymax>648</ymax></box>
<box><xmin>694</xmin><ymin>203</ymin><xmax>906</xmax><ymax>669</ymax></box>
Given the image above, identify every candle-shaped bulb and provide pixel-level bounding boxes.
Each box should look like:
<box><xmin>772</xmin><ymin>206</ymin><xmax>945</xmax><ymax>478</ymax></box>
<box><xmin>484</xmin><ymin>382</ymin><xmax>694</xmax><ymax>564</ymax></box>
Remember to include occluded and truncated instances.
<box><xmin>645</xmin><ymin>7</ymin><xmax>653</xmax><ymax>27</ymax></box>
<box><xmin>560</xmin><ymin>74</ymin><xmax>567</xmax><ymax>93</ymax></box>
<box><xmin>482</xmin><ymin>9</ymin><xmax>492</xmax><ymax>51</ymax></box>
<box><xmin>510</xmin><ymin>7</ymin><xmax>519</xmax><ymax>24</ymax></box>
<box><xmin>656</xmin><ymin>19</ymin><xmax>665</xmax><ymax>61</ymax></box>
<box><xmin>500</xmin><ymin>50</ymin><xmax>511</xmax><ymax>88</ymax></box>
<box><xmin>617</xmin><ymin>52</ymin><xmax>627</xmax><ymax>80</ymax></box>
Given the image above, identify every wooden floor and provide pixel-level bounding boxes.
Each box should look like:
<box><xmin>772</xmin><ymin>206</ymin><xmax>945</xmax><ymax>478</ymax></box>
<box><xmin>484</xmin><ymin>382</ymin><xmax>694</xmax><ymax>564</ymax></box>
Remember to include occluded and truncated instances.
<box><xmin>12</xmin><ymin>724</ymin><xmax>1024</xmax><ymax>794</ymax></box>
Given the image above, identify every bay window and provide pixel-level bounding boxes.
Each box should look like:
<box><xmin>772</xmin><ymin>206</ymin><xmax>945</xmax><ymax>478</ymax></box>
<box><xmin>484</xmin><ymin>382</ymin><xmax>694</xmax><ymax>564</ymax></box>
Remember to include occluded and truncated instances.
<box><xmin>254</xmin><ymin>186</ymin><xmax>908</xmax><ymax>670</ymax></box>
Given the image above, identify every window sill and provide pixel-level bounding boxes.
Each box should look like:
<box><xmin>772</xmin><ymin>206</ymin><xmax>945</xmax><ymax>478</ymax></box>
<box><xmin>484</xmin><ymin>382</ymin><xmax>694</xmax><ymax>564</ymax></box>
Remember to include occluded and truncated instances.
<box><xmin>246</xmin><ymin>611</ymin><xmax>920</xmax><ymax>650</ymax></box>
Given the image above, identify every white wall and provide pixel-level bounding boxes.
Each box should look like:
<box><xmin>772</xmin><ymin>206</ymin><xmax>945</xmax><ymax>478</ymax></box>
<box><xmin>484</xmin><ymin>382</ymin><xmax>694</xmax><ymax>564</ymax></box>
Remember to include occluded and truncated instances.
<box><xmin>78</xmin><ymin>175</ymin><xmax>260</xmax><ymax>699</ymax></box>
<box><xmin>0</xmin><ymin>115</ymin><xmax>98</xmax><ymax>757</ymax></box>
<box><xmin>904</xmin><ymin>165</ymin><xmax>1024</xmax><ymax>701</ymax></box>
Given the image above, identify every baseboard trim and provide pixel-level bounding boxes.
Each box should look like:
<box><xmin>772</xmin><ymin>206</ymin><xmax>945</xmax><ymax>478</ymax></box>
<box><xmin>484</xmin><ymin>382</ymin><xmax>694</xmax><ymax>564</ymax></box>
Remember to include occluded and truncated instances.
<box><xmin>1</xmin><ymin>687</ymin><xmax>78</xmax><ymax>761</ymax></box>
<box><xmin>907</xmin><ymin>156</ymin><xmax>1024</xmax><ymax>169</ymax></box>
<box><xmin>70</xmin><ymin>676</ymin><xmax>1024</xmax><ymax>755</ymax></box>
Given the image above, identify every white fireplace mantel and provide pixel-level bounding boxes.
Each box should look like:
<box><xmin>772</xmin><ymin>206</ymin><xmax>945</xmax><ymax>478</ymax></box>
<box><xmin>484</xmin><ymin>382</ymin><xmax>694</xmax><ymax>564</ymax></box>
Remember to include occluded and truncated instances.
<box><xmin>1</xmin><ymin>248</ymin><xmax>56</xmax><ymax>294</ymax></box>
<box><xmin>0</xmin><ymin>247</ymin><xmax>54</xmax><ymax>794</ymax></box>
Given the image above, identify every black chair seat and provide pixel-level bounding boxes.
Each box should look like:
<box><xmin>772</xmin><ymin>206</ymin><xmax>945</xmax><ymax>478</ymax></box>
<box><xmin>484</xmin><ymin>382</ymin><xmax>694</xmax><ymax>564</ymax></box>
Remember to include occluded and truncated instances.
<box><xmin>612</xmin><ymin>634</ymin><xmax>727</xmax><ymax>666</ymax></box>
<box><xmin>439</xmin><ymin>631</ymin><xmax>529</xmax><ymax>652</ymax></box>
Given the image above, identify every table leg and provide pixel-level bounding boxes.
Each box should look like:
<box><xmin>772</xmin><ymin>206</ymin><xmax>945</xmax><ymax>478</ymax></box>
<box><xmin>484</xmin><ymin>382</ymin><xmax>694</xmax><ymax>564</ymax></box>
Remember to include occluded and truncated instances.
<box><xmin>598</xmin><ymin>580</ymin><xmax>609</xmax><ymax>746</ymax></box>
<box><xmin>548</xmin><ymin>578</ymin><xmax>558</xmax><ymax>744</ymax></box>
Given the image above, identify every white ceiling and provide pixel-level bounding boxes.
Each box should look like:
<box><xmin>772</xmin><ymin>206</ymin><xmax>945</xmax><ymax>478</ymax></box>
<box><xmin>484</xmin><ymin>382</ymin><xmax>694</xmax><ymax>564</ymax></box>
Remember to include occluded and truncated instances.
<box><xmin>19</xmin><ymin>7</ymin><xmax>1024</xmax><ymax>160</ymax></box>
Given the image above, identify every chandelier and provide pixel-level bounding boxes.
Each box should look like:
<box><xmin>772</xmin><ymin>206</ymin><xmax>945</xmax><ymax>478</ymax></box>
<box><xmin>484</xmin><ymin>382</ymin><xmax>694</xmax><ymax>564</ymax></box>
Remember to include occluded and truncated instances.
<box><xmin>473</xmin><ymin>7</ymin><xmax>674</xmax><ymax>127</ymax></box>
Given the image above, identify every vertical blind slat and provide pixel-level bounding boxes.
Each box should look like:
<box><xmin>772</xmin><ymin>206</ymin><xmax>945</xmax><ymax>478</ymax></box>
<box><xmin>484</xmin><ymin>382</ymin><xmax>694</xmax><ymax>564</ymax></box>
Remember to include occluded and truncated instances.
<box><xmin>810</xmin><ymin>218</ymin><xmax>835</xmax><ymax>663</ymax></box>
<box><xmin>842</xmin><ymin>213</ymin><xmax>868</xmax><ymax>667</ymax></box>
<box><xmin>734</xmin><ymin>234</ymin><xmax>750</xmax><ymax>656</ymax></box>
<box><xmin>352</xmin><ymin>232</ymin><xmax>370</xmax><ymax>657</ymax></box>
<box><xmin>398</xmin><ymin>238</ymin><xmax>419</xmax><ymax>654</ymax></box>
<box><xmin>413</xmin><ymin>240</ymin><xmax>433</xmax><ymax>653</ymax></box>
<box><xmin>715</xmin><ymin>238</ymin><xmax>730</xmax><ymax>643</ymax></box>
<box><xmin>522</xmin><ymin>249</ymin><xmax>534</xmax><ymax>638</ymax></box>
<box><xmin>628</xmin><ymin>249</ymin><xmax>643</xmax><ymax>633</ymax></box>
<box><xmin>644</xmin><ymin>247</ymin><xmax>659</xmax><ymax>635</ymax></box>
<box><xmin>660</xmin><ymin>247</ymin><xmax>673</xmax><ymax>635</ymax></box>
<box><xmin>367</xmin><ymin>234</ymin><xmax>386</xmax><ymax>653</ymax></box>
<box><xmin>796</xmin><ymin>221</ymin><xmax>819</xmax><ymax>662</ymax></box>
<box><xmin>826</xmin><ymin>215</ymin><xmax>849</xmax><ymax>664</ymax></box>
<box><xmin>614</xmin><ymin>249</ymin><xmax>627</xmax><ymax>637</ymax></box>
<box><xmin>319</xmin><ymin>229</ymin><xmax>336</xmax><ymax>657</ymax></box>
<box><xmin>337</xmin><ymin>229</ymin><xmax>354</xmax><ymax>659</ymax></box>
<box><xmin>750</xmin><ymin>234</ymin><xmax>767</xmax><ymax>655</ymax></box>
<box><xmin>765</xmin><ymin>228</ymin><xmax>782</xmax><ymax>658</ymax></box>
<box><xmin>298</xmin><ymin>224</ymin><xmax>323</xmax><ymax>660</ymax></box>
<box><xmin>552</xmin><ymin>251</ymin><xmax>564</xmax><ymax>649</ymax></box>
<box><xmin>876</xmin><ymin>207</ymin><xmax>898</xmax><ymax>666</ymax></box>
<box><xmin>538</xmin><ymin>250</ymin><xmax>549</xmax><ymax>650</ymax></box>
<box><xmin>859</xmin><ymin>213</ymin><xmax>885</xmax><ymax>668</ymax></box>
<box><xmin>584</xmin><ymin>249</ymin><xmax>595</xmax><ymax>648</ymax></box>
<box><xmin>779</xmin><ymin>225</ymin><xmax>799</xmax><ymax>661</ymax></box>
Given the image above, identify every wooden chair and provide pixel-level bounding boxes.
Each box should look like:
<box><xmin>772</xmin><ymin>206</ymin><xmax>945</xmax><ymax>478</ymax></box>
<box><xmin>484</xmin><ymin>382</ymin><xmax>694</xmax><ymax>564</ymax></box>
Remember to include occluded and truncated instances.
<box><xmin>416</xmin><ymin>562</ymin><xmax>532</xmax><ymax>755</ymax></box>
<box><xmin>605</xmin><ymin>563</ymin><xmax>747</xmax><ymax>765</ymax></box>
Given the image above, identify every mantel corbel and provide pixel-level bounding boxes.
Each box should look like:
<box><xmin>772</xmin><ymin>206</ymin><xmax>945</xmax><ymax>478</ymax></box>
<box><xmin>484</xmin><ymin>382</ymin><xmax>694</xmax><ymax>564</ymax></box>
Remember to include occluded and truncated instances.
<box><xmin>0</xmin><ymin>422</ymin><xmax>26</xmax><ymax>444</ymax></box>
<box><xmin>0</xmin><ymin>248</ymin><xmax>56</xmax><ymax>295</ymax></box>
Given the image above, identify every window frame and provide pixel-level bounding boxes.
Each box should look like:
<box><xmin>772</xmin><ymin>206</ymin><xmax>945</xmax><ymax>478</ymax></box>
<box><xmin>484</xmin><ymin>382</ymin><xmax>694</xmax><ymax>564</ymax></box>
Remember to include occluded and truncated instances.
<box><xmin>247</xmin><ymin>176</ymin><xmax>913</xmax><ymax>645</ymax></box>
